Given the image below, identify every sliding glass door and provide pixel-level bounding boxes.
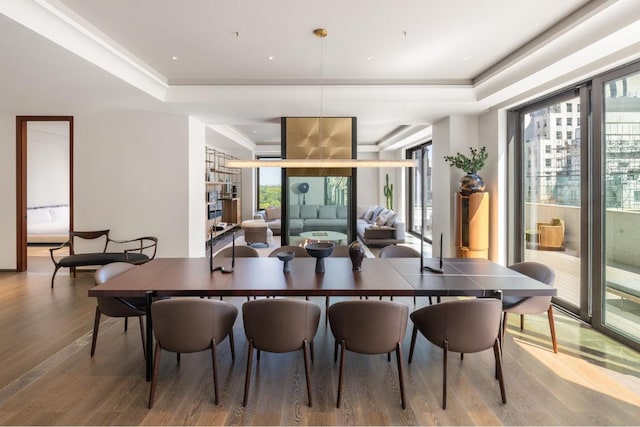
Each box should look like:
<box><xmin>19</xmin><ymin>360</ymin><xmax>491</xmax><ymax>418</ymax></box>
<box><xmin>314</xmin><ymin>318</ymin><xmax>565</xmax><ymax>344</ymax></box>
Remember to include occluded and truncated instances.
<box><xmin>519</xmin><ymin>93</ymin><xmax>583</xmax><ymax>312</ymax></box>
<box><xmin>597</xmin><ymin>67</ymin><xmax>640</xmax><ymax>343</ymax></box>
<box><xmin>407</xmin><ymin>142</ymin><xmax>432</xmax><ymax>242</ymax></box>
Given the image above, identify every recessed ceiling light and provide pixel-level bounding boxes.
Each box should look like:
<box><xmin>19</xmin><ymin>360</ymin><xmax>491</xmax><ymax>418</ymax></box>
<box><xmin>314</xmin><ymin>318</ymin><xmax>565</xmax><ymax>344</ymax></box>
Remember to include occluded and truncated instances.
<box><xmin>366</xmin><ymin>56</ymin><xmax>374</xmax><ymax>61</ymax></box>
<box><xmin>268</xmin><ymin>56</ymin><xmax>275</xmax><ymax>61</ymax></box>
<box><xmin>171</xmin><ymin>56</ymin><xmax>179</xmax><ymax>61</ymax></box>
<box><xmin>463</xmin><ymin>56</ymin><xmax>471</xmax><ymax>61</ymax></box>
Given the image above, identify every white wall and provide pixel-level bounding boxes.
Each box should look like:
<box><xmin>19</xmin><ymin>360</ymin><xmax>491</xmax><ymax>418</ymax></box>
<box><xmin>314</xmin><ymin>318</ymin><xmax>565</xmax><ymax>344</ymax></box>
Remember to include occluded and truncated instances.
<box><xmin>74</xmin><ymin>110</ymin><xmax>191</xmax><ymax>258</ymax></box>
<box><xmin>0</xmin><ymin>112</ymin><xmax>16</xmax><ymax>269</ymax></box>
<box><xmin>188</xmin><ymin>117</ymin><xmax>206</xmax><ymax>257</ymax></box>
<box><xmin>356</xmin><ymin>151</ymin><xmax>380</xmax><ymax>209</ymax></box>
<box><xmin>27</xmin><ymin>123</ymin><xmax>69</xmax><ymax>207</ymax></box>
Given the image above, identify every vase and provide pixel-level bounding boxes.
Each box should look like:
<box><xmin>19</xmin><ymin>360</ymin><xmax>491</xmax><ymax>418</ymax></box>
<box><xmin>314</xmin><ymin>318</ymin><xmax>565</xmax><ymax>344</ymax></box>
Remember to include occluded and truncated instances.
<box><xmin>460</xmin><ymin>173</ymin><xmax>485</xmax><ymax>195</ymax></box>
<box><xmin>348</xmin><ymin>241</ymin><xmax>365</xmax><ymax>271</ymax></box>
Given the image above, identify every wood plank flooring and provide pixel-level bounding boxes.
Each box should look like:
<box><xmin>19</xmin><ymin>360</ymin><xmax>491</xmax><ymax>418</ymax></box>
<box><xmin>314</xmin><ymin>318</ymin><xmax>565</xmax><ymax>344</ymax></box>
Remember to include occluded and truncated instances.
<box><xmin>0</xmin><ymin>256</ymin><xmax>639</xmax><ymax>425</ymax></box>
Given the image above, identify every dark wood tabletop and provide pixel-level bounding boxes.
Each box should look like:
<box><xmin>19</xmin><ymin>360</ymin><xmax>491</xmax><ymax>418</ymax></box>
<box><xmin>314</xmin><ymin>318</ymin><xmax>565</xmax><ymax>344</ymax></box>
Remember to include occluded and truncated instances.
<box><xmin>88</xmin><ymin>257</ymin><xmax>557</xmax><ymax>299</ymax></box>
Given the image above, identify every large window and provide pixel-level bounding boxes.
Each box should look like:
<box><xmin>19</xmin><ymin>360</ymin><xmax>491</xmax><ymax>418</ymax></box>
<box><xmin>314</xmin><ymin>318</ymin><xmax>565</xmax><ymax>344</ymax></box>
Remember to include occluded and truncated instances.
<box><xmin>407</xmin><ymin>142</ymin><xmax>432</xmax><ymax>241</ymax></box>
<box><xmin>256</xmin><ymin>157</ymin><xmax>281</xmax><ymax>209</ymax></box>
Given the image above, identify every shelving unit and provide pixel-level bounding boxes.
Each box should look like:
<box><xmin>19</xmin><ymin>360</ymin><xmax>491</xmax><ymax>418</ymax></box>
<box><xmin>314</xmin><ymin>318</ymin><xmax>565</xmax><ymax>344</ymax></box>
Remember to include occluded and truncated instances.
<box><xmin>205</xmin><ymin>147</ymin><xmax>242</xmax><ymax>244</ymax></box>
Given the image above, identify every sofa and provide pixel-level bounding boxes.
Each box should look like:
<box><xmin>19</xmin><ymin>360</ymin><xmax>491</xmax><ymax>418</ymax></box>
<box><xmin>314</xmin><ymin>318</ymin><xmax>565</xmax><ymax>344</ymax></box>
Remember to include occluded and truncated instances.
<box><xmin>356</xmin><ymin>205</ymin><xmax>405</xmax><ymax>246</ymax></box>
<box><xmin>255</xmin><ymin>204</ymin><xmax>349</xmax><ymax>236</ymax></box>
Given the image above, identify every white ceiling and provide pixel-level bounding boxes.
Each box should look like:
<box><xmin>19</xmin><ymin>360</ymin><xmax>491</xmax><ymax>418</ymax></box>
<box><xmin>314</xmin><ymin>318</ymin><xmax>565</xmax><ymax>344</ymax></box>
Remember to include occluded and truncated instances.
<box><xmin>2</xmin><ymin>0</ymin><xmax>640</xmax><ymax>153</ymax></box>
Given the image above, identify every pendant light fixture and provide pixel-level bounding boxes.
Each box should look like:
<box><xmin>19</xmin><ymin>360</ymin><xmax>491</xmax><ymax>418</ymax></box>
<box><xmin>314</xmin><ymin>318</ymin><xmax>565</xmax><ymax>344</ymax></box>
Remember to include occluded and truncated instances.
<box><xmin>227</xmin><ymin>28</ymin><xmax>416</xmax><ymax>169</ymax></box>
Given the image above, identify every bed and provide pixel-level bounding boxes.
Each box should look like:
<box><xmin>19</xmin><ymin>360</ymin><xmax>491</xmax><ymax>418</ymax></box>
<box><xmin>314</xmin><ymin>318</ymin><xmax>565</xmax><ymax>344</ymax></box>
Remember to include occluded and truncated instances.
<box><xmin>27</xmin><ymin>205</ymin><xmax>69</xmax><ymax>243</ymax></box>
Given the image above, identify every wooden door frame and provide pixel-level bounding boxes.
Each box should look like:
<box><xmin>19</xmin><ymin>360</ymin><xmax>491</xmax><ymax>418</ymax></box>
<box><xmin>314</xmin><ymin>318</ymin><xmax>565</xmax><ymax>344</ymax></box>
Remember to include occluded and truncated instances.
<box><xmin>16</xmin><ymin>116</ymin><xmax>74</xmax><ymax>272</ymax></box>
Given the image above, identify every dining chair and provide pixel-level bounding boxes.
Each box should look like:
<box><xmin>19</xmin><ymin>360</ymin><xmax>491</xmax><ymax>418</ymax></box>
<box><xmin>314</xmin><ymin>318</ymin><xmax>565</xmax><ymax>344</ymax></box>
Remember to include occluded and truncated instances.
<box><xmin>329</xmin><ymin>245</ymin><xmax>350</xmax><ymax>257</ymax></box>
<box><xmin>148</xmin><ymin>298</ymin><xmax>238</xmax><ymax>408</ymax></box>
<box><xmin>378</xmin><ymin>245</ymin><xmax>421</xmax><ymax>304</ymax></box>
<box><xmin>214</xmin><ymin>245</ymin><xmax>259</xmax><ymax>300</ymax></box>
<box><xmin>91</xmin><ymin>262</ymin><xmax>146</xmax><ymax>358</ymax></box>
<box><xmin>505</xmin><ymin>261</ymin><xmax>557</xmax><ymax>352</ymax></box>
<box><xmin>328</xmin><ymin>300</ymin><xmax>408</xmax><ymax>409</ymax></box>
<box><xmin>268</xmin><ymin>245</ymin><xmax>310</xmax><ymax>257</ymax></box>
<box><xmin>242</xmin><ymin>298</ymin><xmax>320</xmax><ymax>407</ymax></box>
<box><xmin>409</xmin><ymin>298</ymin><xmax>506</xmax><ymax>409</ymax></box>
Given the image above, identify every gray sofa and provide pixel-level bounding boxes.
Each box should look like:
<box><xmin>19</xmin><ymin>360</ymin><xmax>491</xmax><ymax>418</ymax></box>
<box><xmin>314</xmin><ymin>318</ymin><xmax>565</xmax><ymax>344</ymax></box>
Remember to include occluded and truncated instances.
<box><xmin>255</xmin><ymin>204</ymin><xmax>348</xmax><ymax>236</ymax></box>
<box><xmin>356</xmin><ymin>205</ymin><xmax>405</xmax><ymax>246</ymax></box>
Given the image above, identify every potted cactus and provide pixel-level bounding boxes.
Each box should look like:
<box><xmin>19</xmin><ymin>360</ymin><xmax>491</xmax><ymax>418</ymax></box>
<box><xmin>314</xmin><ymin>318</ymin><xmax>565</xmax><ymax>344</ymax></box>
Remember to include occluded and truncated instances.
<box><xmin>384</xmin><ymin>173</ymin><xmax>393</xmax><ymax>210</ymax></box>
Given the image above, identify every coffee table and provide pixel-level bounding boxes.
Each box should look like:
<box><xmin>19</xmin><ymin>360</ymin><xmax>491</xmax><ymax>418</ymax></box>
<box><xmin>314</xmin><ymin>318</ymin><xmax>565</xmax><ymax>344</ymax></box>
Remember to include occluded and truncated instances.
<box><xmin>300</xmin><ymin>230</ymin><xmax>348</xmax><ymax>245</ymax></box>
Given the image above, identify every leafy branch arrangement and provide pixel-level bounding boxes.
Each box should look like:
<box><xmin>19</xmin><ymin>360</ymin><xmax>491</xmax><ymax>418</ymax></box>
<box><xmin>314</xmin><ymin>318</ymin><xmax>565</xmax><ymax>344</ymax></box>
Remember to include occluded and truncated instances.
<box><xmin>444</xmin><ymin>146</ymin><xmax>488</xmax><ymax>174</ymax></box>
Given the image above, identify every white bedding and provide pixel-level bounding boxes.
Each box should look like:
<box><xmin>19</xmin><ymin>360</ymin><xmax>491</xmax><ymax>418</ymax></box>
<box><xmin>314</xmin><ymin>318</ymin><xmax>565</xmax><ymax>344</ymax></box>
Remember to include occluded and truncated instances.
<box><xmin>27</xmin><ymin>205</ymin><xmax>69</xmax><ymax>243</ymax></box>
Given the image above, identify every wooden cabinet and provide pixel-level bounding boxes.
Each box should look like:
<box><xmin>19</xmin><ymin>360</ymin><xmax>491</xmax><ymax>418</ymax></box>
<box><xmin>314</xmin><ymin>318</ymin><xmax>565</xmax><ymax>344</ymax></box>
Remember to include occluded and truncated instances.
<box><xmin>205</xmin><ymin>147</ymin><xmax>241</xmax><ymax>241</ymax></box>
<box><xmin>455</xmin><ymin>192</ymin><xmax>489</xmax><ymax>258</ymax></box>
<box><xmin>222</xmin><ymin>198</ymin><xmax>241</xmax><ymax>224</ymax></box>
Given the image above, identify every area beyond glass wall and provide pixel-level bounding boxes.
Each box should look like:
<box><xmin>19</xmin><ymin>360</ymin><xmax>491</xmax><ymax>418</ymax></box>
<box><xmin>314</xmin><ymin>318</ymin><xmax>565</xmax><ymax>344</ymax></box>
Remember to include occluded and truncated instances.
<box><xmin>407</xmin><ymin>142</ymin><xmax>433</xmax><ymax>242</ymax></box>
<box><xmin>286</xmin><ymin>176</ymin><xmax>351</xmax><ymax>247</ymax></box>
<box><xmin>521</xmin><ymin>96</ymin><xmax>582</xmax><ymax>309</ymax></box>
<box><xmin>256</xmin><ymin>157</ymin><xmax>282</xmax><ymax>209</ymax></box>
<box><xmin>601</xmin><ymin>69</ymin><xmax>640</xmax><ymax>343</ymax></box>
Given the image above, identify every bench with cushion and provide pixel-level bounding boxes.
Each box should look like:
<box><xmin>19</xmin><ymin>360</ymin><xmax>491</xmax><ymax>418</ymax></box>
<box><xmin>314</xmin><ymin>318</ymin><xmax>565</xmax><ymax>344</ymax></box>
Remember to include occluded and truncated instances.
<box><xmin>49</xmin><ymin>229</ymin><xmax>157</xmax><ymax>288</ymax></box>
<box><xmin>606</xmin><ymin>278</ymin><xmax>640</xmax><ymax>308</ymax></box>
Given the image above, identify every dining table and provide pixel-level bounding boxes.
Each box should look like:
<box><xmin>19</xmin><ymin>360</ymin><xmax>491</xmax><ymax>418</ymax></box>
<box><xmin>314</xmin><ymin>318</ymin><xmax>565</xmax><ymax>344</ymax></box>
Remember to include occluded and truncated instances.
<box><xmin>88</xmin><ymin>256</ymin><xmax>557</xmax><ymax>380</ymax></box>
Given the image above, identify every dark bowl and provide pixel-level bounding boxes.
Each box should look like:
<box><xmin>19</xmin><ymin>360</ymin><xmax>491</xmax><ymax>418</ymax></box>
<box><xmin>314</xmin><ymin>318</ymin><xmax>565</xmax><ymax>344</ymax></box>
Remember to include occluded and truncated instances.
<box><xmin>305</xmin><ymin>242</ymin><xmax>335</xmax><ymax>258</ymax></box>
<box><xmin>276</xmin><ymin>251</ymin><xmax>295</xmax><ymax>262</ymax></box>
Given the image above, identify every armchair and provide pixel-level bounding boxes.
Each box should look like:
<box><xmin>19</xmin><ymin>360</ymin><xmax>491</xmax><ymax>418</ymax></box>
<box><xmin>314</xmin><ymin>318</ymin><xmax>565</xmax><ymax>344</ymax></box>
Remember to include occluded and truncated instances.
<box><xmin>537</xmin><ymin>218</ymin><xmax>564</xmax><ymax>248</ymax></box>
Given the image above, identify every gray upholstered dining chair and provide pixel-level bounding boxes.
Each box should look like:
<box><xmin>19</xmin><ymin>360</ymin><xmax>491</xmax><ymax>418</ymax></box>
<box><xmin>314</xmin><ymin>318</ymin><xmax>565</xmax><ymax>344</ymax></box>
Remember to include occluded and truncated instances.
<box><xmin>242</xmin><ymin>298</ymin><xmax>320</xmax><ymax>407</ymax></box>
<box><xmin>505</xmin><ymin>261</ymin><xmax>557</xmax><ymax>352</ymax></box>
<box><xmin>91</xmin><ymin>262</ymin><xmax>145</xmax><ymax>358</ymax></box>
<box><xmin>379</xmin><ymin>245</ymin><xmax>421</xmax><ymax>304</ymax></box>
<box><xmin>148</xmin><ymin>298</ymin><xmax>238</xmax><ymax>408</ymax></box>
<box><xmin>268</xmin><ymin>245</ymin><xmax>310</xmax><ymax>257</ymax></box>
<box><xmin>328</xmin><ymin>300</ymin><xmax>409</xmax><ymax>409</ymax></box>
<box><xmin>409</xmin><ymin>298</ymin><xmax>506</xmax><ymax>409</ymax></box>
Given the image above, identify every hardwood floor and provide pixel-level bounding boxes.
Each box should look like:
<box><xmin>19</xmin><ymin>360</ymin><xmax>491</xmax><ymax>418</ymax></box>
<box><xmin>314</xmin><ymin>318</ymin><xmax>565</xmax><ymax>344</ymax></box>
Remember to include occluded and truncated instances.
<box><xmin>0</xmin><ymin>257</ymin><xmax>639</xmax><ymax>425</ymax></box>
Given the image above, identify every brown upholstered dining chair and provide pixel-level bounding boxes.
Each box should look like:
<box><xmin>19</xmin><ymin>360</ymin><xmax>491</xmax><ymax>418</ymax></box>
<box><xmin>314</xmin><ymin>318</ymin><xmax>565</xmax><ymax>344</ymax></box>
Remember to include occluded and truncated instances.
<box><xmin>148</xmin><ymin>298</ymin><xmax>238</xmax><ymax>408</ymax></box>
<box><xmin>214</xmin><ymin>245</ymin><xmax>260</xmax><ymax>258</ymax></box>
<box><xmin>91</xmin><ymin>262</ymin><xmax>145</xmax><ymax>358</ymax></box>
<box><xmin>268</xmin><ymin>245</ymin><xmax>310</xmax><ymax>257</ymax></box>
<box><xmin>328</xmin><ymin>300</ymin><xmax>409</xmax><ymax>409</ymax></box>
<box><xmin>409</xmin><ymin>298</ymin><xmax>506</xmax><ymax>409</ymax></box>
<box><xmin>379</xmin><ymin>245</ymin><xmax>421</xmax><ymax>304</ymax></box>
<box><xmin>242</xmin><ymin>298</ymin><xmax>320</xmax><ymax>407</ymax></box>
<box><xmin>505</xmin><ymin>261</ymin><xmax>557</xmax><ymax>352</ymax></box>
<box><xmin>329</xmin><ymin>245</ymin><xmax>350</xmax><ymax>257</ymax></box>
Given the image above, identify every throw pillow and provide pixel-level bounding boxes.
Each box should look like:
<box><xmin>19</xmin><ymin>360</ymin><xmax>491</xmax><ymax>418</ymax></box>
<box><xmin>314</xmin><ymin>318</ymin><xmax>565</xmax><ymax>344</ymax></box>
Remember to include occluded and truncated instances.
<box><xmin>372</xmin><ymin>206</ymin><xmax>385</xmax><ymax>220</ymax></box>
<box><xmin>375</xmin><ymin>214</ymin><xmax>388</xmax><ymax>226</ymax></box>
<box><xmin>318</xmin><ymin>205</ymin><xmax>337</xmax><ymax>219</ymax></box>
<box><xmin>363</xmin><ymin>207</ymin><xmax>376</xmax><ymax>221</ymax></box>
<box><xmin>385</xmin><ymin>212</ymin><xmax>398</xmax><ymax>226</ymax></box>
<box><xmin>265</xmin><ymin>206</ymin><xmax>281</xmax><ymax>221</ymax></box>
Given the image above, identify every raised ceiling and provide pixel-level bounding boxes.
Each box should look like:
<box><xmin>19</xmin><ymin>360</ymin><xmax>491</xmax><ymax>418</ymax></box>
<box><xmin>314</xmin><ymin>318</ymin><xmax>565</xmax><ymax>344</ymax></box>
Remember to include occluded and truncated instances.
<box><xmin>1</xmin><ymin>0</ymin><xmax>639</xmax><ymax>152</ymax></box>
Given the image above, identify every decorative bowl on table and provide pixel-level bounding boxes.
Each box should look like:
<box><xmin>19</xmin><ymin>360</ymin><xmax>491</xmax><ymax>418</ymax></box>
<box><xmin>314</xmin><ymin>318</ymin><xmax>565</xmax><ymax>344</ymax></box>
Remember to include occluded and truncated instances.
<box><xmin>305</xmin><ymin>242</ymin><xmax>335</xmax><ymax>273</ymax></box>
<box><xmin>276</xmin><ymin>251</ymin><xmax>295</xmax><ymax>273</ymax></box>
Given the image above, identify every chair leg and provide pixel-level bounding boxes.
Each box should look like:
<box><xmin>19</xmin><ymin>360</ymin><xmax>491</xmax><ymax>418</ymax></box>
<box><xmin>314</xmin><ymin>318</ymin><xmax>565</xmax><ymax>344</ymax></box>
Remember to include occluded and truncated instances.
<box><xmin>334</xmin><ymin>340</ymin><xmax>339</xmax><ymax>363</ymax></box>
<box><xmin>547</xmin><ymin>306</ymin><xmax>558</xmax><ymax>353</ymax></box>
<box><xmin>336</xmin><ymin>340</ymin><xmax>346</xmax><ymax>408</ymax></box>
<box><xmin>90</xmin><ymin>307</ymin><xmax>101</xmax><ymax>357</ymax></box>
<box><xmin>413</xmin><ymin>296</ymin><xmax>416</xmax><ymax>305</ymax></box>
<box><xmin>493</xmin><ymin>339</ymin><xmax>507</xmax><ymax>403</ymax></box>
<box><xmin>396</xmin><ymin>342</ymin><xmax>406</xmax><ymax>409</ymax></box>
<box><xmin>408</xmin><ymin>324</ymin><xmax>418</xmax><ymax>364</ymax></box>
<box><xmin>442</xmin><ymin>340</ymin><xmax>448</xmax><ymax>409</ymax></box>
<box><xmin>310</xmin><ymin>340</ymin><xmax>315</xmax><ymax>362</ymax></box>
<box><xmin>325</xmin><ymin>296</ymin><xmax>330</xmax><ymax>326</ymax></box>
<box><xmin>124</xmin><ymin>317</ymin><xmax>128</xmax><ymax>332</ymax></box>
<box><xmin>51</xmin><ymin>265</ymin><xmax>61</xmax><ymax>288</ymax></box>
<box><xmin>243</xmin><ymin>340</ymin><xmax>254</xmax><ymax>406</ymax></box>
<box><xmin>520</xmin><ymin>314</ymin><xmax>524</xmax><ymax>330</ymax></box>
<box><xmin>138</xmin><ymin>316</ymin><xmax>146</xmax><ymax>360</ymax></box>
<box><xmin>303</xmin><ymin>339</ymin><xmax>313</xmax><ymax>407</ymax></box>
<box><xmin>228</xmin><ymin>331</ymin><xmax>236</xmax><ymax>361</ymax></box>
<box><xmin>257</xmin><ymin>349</ymin><xmax>261</xmax><ymax>361</ymax></box>
<box><xmin>211</xmin><ymin>339</ymin><xmax>219</xmax><ymax>405</ymax></box>
<box><xmin>148</xmin><ymin>342</ymin><xmax>162</xmax><ymax>409</ymax></box>
<box><xmin>176</xmin><ymin>353</ymin><xmax>181</xmax><ymax>364</ymax></box>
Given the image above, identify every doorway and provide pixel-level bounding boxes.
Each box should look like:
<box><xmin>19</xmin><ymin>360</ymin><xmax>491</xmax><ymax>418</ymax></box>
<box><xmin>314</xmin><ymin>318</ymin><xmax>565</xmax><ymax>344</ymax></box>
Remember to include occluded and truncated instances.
<box><xmin>16</xmin><ymin>116</ymin><xmax>73</xmax><ymax>272</ymax></box>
